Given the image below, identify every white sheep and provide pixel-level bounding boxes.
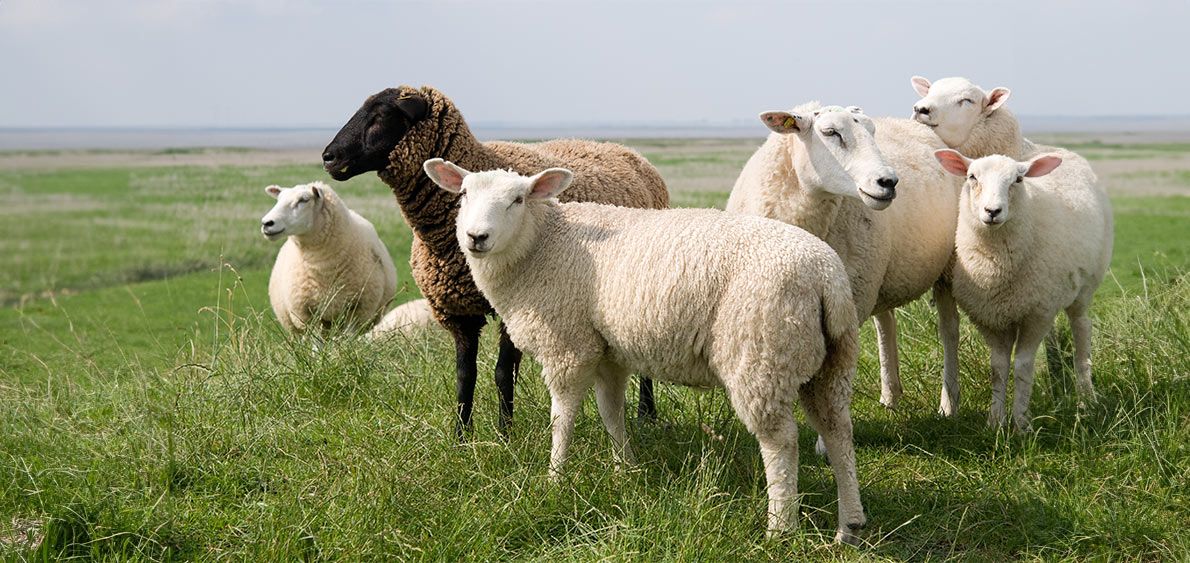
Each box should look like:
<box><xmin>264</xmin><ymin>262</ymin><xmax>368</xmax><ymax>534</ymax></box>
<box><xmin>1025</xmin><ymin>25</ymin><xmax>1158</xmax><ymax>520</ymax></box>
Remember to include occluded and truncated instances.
<box><xmin>423</xmin><ymin>158</ymin><xmax>866</xmax><ymax>544</ymax></box>
<box><xmin>262</xmin><ymin>181</ymin><xmax>397</xmax><ymax>335</ymax></box>
<box><xmin>727</xmin><ymin>103</ymin><xmax>963</xmax><ymax>417</ymax></box>
<box><xmin>368</xmin><ymin>298</ymin><xmax>443</xmax><ymax>341</ymax></box>
<box><xmin>934</xmin><ymin>149</ymin><xmax>1112</xmax><ymax>430</ymax></box>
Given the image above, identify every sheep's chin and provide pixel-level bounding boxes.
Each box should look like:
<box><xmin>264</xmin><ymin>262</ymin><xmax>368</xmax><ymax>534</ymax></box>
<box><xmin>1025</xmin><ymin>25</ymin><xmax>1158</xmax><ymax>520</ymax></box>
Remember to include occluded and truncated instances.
<box><xmin>858</xmin><ymin>191</ymin><xmax>895</xmax><ymax>211</ymax></box>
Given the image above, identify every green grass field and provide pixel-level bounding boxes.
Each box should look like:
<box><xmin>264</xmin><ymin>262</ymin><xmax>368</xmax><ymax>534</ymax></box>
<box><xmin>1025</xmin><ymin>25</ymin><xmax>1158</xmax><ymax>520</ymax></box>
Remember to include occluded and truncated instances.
<box><xmin>1</xmin><ymin>141</ymin><xmax>1187</xmax><ymax>561</ymax></box>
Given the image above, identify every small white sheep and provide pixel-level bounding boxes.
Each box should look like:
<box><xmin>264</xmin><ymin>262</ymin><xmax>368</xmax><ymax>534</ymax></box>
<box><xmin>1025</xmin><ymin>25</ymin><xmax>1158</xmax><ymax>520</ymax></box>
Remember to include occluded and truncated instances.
<box><xmin>727</xmin><ymin>103</ymin><xmax>963</xmax><ymax>416</ymax></box>
<box><xmin>368</xmin><ymin>298</ymin><xmax>443</xmax><ymax>341</ymax></box>
<box><xmin>934</xmin><ymin>149</ymin><xmax>1112</xmax><ymax>430</ymax></box>
<box><xmin>262</xmin><ymin>181</ymin><xmax>397</xmax><ymax>335</ymax></box>
<box><xmin>424</xmin><ymin>158</ymin><xmax>866</xmax><ymax>543</ymax></box>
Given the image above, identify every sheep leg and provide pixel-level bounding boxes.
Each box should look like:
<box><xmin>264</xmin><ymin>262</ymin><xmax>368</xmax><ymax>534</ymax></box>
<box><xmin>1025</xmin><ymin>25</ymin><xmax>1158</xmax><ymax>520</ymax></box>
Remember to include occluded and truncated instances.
<box><xmin>448</xmin><ymin>316</ymin><xmax>486</xmax><ymax>440</ymax></box>
<box><xmin>636</xmin><ymin>377</ymin><xmax>657</xmax><ymax>422</ymax></box>
<box><xmin>547</xmin><ymin>365</ymin><xmax>596</xmax><ymax>482</ymax></box>
<box><xmin>984</xmin><ymin>329</ymin><xmax>1014</xmax><ymax>428</ymax></box>
<box><xmin>800</xmin><ymin>376</ymin><xmax>865</xmax><ymax>546</ymax></box>
<box><xmin>594</xmin><ymin>363</ymin><xmax>635</xmax><ymax>467</ymax></box>
<box><xmin>1066</xmin><ymin>303</ymin><xmax>1097</xmax><ymax>405</ymax></box>
<box><xmin>494</xmin><ymin>322</ymin><xmax>522</xmax><ymax>435</ymax></box>
<box><xmin>753</xmin><ymin>417</ymin><xmax>799</xmax><ymax>537</ymax></box>
<box><xmin>935</xmin><ymin>281</ymin><xmax>962</xmax><ymax>417</ymax></box>
<box><xmin>1011</xmin><ymin>320</ymin><xmax>1051</xmax><ymax>433</ymax></box>
<box><xmin>874</xmin><ymin>309</ymin><xmax>902</xmax><ymax>409</ymax></box>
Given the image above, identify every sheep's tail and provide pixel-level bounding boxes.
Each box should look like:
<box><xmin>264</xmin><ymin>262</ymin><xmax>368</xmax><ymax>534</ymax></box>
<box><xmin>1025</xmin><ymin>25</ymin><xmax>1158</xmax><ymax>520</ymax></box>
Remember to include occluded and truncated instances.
<box><xmin>819</xmin><ymin>267</ymin><xmax>859</xmax><ymax>390</ymax></box>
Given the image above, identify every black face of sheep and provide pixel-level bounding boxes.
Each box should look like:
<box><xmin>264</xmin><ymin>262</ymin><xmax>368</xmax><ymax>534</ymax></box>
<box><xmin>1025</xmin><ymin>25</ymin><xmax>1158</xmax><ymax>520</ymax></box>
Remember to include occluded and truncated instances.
<box><xmin>323</xmin><ymin>88</ymin><xmax>429</xmax><ymax>181</ymax></box>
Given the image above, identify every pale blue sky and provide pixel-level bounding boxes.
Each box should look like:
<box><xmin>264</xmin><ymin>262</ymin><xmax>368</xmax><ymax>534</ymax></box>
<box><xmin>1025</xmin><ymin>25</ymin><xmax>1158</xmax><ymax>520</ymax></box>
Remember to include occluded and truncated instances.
<box><xmin>1</xmin><ymin>0</ymin><xmax>1185</xmax><ymax>128</ymax></box>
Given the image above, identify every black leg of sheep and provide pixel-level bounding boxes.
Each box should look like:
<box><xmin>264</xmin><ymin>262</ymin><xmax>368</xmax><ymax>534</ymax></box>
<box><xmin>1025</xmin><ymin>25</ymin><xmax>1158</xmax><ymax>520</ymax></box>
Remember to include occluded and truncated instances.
<box><xmin>637</xmin><ymin>378</ymin><xmax>657</xmax><ymax>422</ymax></box>
<box><xmin>494</xmin><ymin>323</ymin><xmax>522</xmax><ymax>435</ymax></box>
<box><xmin>451</xmin><ymin>316</ymin><xmax>485</xmax><ymax>439</ymax></box>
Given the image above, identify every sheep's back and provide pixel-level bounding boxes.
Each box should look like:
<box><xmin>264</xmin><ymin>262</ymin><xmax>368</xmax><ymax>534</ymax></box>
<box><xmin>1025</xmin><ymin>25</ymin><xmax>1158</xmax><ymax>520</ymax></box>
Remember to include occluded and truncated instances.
<box><xmin>486</xmin><ymin>139</ymin><xmax>669</xmax><ymax>210</ymax></box>
<box><xmin>498</xmin><ymin>204</ymin><xmax>842</xmax><ymax>389</ymax></box>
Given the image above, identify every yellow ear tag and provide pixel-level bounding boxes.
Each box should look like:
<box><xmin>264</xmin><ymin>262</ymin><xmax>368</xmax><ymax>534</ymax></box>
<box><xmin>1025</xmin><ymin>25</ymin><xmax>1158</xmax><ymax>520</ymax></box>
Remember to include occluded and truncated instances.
<box><xmin>783</xmin><ymin>117</ymin><xmax>797</xmax><ymax>129</ymax></box>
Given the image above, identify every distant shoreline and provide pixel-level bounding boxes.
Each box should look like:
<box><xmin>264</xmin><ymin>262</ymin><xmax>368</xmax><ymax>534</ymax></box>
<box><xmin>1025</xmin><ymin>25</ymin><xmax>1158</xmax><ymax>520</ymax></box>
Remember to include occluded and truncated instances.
<box><xmin>4</xmin><ymin>117</ymin><xmax>1190</xmax><ymax>150</ymax></box>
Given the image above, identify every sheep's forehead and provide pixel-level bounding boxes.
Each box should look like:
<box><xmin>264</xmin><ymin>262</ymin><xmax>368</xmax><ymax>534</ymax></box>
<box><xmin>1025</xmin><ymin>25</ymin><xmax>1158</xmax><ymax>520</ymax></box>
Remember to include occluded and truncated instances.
<box><xmin>930</xmin><ymin>77</ymin><xmax>984</xmax><ymax>99</ymax></box>
<box><xmin>815</xmin><ymin>110</ymin><xmax>865</xmax><ymax>131</ymax></box>
<box><xmin>969</xmin><ymin>155</ymin><xmax>1020</xmax><ymax>184</ymax></box>
<box><xmin>277</xmin><ymin>182</ymin><xmax>325</xmax><ymax>203</ymax></box>
<box><xmin>462</xmin><ymin>170</ymin><xmax>530</xmax><ymax>198</ymax></box>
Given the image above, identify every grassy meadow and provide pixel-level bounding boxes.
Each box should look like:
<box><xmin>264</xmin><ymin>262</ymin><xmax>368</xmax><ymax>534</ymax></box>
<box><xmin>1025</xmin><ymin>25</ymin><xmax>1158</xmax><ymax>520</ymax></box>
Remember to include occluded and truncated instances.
<box><xmin>0</xmin><ymin>139</ymin><xmax>1187</xmax><ymax>561</ymax></box>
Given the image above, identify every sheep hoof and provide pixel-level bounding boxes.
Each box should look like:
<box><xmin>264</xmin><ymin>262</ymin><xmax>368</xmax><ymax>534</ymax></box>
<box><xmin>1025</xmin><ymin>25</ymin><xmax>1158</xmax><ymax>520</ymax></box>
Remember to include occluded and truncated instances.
<box><xmin>835</xmin><ymin>522</ymin><xmax>865</xmax><ymax>546</ymax></box>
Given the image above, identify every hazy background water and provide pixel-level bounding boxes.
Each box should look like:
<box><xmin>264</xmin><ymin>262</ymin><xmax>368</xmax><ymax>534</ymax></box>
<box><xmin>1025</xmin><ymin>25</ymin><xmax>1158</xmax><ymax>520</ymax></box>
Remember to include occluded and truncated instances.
<box><xmin>4</xmin><ymin>116</ymin><xmax>1190</xmax><ymax>151</ymax></box>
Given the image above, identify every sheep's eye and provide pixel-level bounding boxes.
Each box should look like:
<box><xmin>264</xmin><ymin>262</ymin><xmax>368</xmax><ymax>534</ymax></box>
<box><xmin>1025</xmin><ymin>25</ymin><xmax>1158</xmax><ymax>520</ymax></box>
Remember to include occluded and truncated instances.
<box><xmin>514</xmin><ymin>196</ymin><xmax>524</xmax><ymax>204</ymax></box>
<box><xmin>1016</xmin><ymin>176</ymin><xmax>1023</xmax><ymax>184</ymax></box>
<box><xmin>822</xmin><ymin>128</ymin><xmax>838</xmax><ymax>137</ymax></box>
<box><xmin>458</xmin><ymin>189</ymin><xmax>466</xmax><ymax>198</ymax></box>
<box><xmin>968</xmin><ymin>174</ymin><xmax>976</xmax><ymax>181</ymax></box>
<box><xmin>959</xmin><ymin>99</ymin><xmax>974</xmax><ymax>106</ymax></box>
<box><xmin>298</xmin><ymin>197</ymin><xmax>310</xmax><ymax>204</ymax></box>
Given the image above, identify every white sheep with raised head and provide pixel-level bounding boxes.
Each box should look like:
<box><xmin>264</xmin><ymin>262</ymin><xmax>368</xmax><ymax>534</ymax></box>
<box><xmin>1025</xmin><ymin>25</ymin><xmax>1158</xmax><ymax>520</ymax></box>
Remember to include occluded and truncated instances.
<box><xmin>424</xmin><ymin>159</ymin><xmax>866</xmax><ymax>544</ymax></box>
<box><xmin>727</xmin><ymin>103</ymin><xmax>963</xmax><ymax>418</ymax></box>
<box><xmin>262</xmin><ymin>181</ymin><xmax>397</xmax><ymax>335</ymax></box>
<box><xmin>934</xmin><ymin>149</ymin><xmax>1112</xmax><ymax>431</ymax></box>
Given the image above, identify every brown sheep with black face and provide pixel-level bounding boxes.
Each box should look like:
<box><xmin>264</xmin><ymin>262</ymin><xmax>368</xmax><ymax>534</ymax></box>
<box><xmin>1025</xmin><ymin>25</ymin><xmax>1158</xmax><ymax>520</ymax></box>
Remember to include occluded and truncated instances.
<box><xmin>322</xmin><ymin>85</ymin><xmax>669</xmax><ymax>437</ymax></box>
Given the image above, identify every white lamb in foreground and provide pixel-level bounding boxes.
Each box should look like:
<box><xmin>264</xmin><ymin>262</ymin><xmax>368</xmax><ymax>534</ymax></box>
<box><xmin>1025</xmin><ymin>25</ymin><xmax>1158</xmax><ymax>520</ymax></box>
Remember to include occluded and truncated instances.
<box><xmin>262</xmin><ymin>181</ymin><xmax>397</xmax><ymax>335</ymax></box>
<box><xmin>727</xmin><ymin>104</ymin><xmax>962</xmax><ymax>416</ymax></box>
<box><xmin>934</xmin><ymin>149</ymin><xmax>1112</xmax><ymax>431</ymax></box>
<box><xmin>424</xmin><ymin>158</ymin><xmax>866</xmax><ymax>544</ymax></box>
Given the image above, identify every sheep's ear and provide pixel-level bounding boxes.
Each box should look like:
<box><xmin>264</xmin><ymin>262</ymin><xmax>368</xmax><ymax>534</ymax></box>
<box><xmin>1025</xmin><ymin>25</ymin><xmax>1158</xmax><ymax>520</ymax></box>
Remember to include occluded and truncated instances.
<box><xmin>759</xmin><ymin>111</ymin><xmax>809</xmax><ymax>134</ymax></box>
<box><xmin>1022</xmin><ymin>154</ymin><xmax>1062</xmax><ymax>177</ymax></box>
<box><xmin>934</xmin><ymin>149</ymin><xmax>971</xmax><ymax>177</ymax></box>
<box><xmin>310</xmin><ymin>184</ymin><xmax>322</xmax><ymax>199</ymax></box>
<box><xmin>528</xmin><ymin>168</ymin><xmax>573</xmax><ymax>200</ymax></box>
<box><xmin>265</xmin><ymin>185</ymin><xmax>283</xmax><ymax>198</ymax></box>
<box><xmin>395</xmin><ymin>91</ymin><xmax>429</xmax><ymax>121</ymax></box>
<box><xmin>984</xmin><ymin>87</ymin><xmax>1011</xmax><ymax>113</ymax></box>
<box><xmin>911</xmin><ymin>76</ymin><xmax>931</xmax><ymax>97</ymax></box>
<box><xmin>423</xmin><ymin>158</ymin><xmax>471</xmax><ymax>193</ymax></box>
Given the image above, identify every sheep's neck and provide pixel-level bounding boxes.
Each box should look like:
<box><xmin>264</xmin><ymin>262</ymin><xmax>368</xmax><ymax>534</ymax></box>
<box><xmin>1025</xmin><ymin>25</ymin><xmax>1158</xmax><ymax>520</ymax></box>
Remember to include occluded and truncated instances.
<box><xmin>379</xmin><ymin>101</ymin><xmax>507</xmax><ymax>260</ymax></box>
<box><xmin>958</xmin><ymin>108</ymin><xmax>1027</xmax><ymax>160</ymax></box>
<box><xmin>290</xmin><ymin>200</ymin><xmax>351</xmax><ymax>259</ymax></box>
<box><xmin>782</xmin><ymin>181</ymin><xmax>843</xmax><ymax>239</ymax></box>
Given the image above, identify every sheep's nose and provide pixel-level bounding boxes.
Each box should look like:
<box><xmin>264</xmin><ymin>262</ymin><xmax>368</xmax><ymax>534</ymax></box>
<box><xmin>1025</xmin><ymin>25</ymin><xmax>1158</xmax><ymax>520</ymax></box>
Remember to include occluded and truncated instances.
<box><xmin>467</xmin><ymin>232</ymin><xmax>489</xmax><ymax>244</ymax></box>
<box><xmin>262</xmin><ymin>219</ymin><xmax>275</xmax><ymax>228</ymax></box>
<box><xmin>322</xmin><ymin>150</ymin><xmax>335</xmax><ymax>163</ymax></box>
<box><xmin>914</xmin><ymin>105</ymin><xmax>930</xmax><ymax>116</ymax></box>
<box><xmin>877</xmin><ymin>176</ymin><xmax>899</xmax><ymax>190</ymax></box>
<box><xmin>984</xmin><ymin>207</ymin><xmax>1002</xmax><ymax>218</ymax></box>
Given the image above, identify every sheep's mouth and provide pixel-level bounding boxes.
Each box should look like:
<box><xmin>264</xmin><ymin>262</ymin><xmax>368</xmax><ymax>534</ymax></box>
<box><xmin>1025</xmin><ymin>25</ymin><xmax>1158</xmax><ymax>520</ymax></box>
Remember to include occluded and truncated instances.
<box><xmin>913</xmin><ymin>115</ymin><xmax>938</xmax><ymax>128</ymax></box>
<box><xmin>467</xmin><ymin>246</ymin><xmax>490</xmax><ymax>255</ymax></box>
<box><xmin>262</xmin><ymin>227</ymin><xmax>286</xmax><ymax>239</ymax></box>
<box><xmin>324</xmin><ymin>160</ymin><xmax>354</xmax><ymax>181</ymax></box>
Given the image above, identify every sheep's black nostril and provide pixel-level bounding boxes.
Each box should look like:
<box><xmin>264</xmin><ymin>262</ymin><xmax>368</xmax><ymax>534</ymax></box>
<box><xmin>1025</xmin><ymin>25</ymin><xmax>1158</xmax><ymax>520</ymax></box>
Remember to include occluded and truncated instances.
<box><xmin>263</xmin><ymin>220</ymin><xmax>274</xmax><ymax>227</ymax></box>
<box><xmin>877</xmin><ymin>177</ymin><xmax>898</xmax><ymax>189</ymax></box>
<box><xmin>322</xmin><ymin>151</ymin><xmax>335</xmax><ymax>163</ymax></box>
<box><xmin>985</xmin><ymin>208</ymin><xmax>1001</xmax><ymax>218</ymax></box>
<box><xmin>468</xmin><ymin>232</ymin><xmax>489</xmax><ymax>243</ymax></box>
<box><xmin>914</xmin><ymin>106</ymin><xmax>930</xmax><ymax>116</ymax></box>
